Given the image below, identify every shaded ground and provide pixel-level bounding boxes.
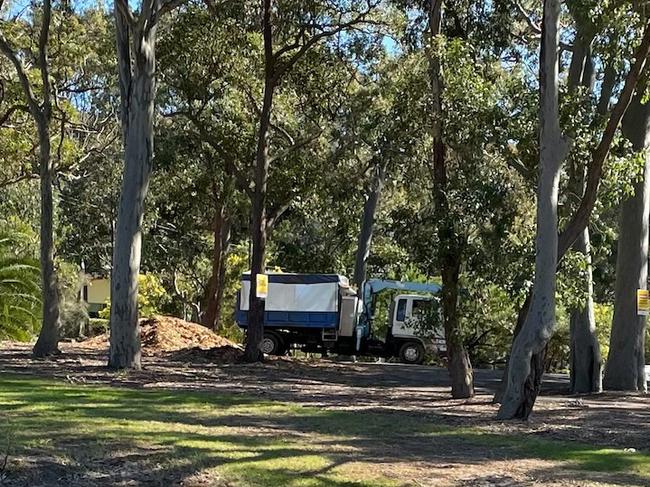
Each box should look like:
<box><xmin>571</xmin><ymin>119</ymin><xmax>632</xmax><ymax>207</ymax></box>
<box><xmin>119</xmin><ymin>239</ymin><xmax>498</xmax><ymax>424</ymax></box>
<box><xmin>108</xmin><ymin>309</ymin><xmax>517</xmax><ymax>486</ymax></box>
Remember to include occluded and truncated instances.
<box><xmin>1</xmin><ymin>342</ymin><xmax>649</xmax><ymax>486</ymax></box>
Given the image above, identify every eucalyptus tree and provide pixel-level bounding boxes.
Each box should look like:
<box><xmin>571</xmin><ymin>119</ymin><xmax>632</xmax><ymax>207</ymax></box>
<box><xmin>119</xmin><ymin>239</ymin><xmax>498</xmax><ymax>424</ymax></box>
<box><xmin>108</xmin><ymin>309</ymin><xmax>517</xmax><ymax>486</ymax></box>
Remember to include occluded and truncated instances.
<box><xmin>0</xmin><ymin>0</ymin><xmax>61</xmax><ymax>356</ymax></box>
<box><xmin>564</xmin><ymin>2</ymin><xmax>603</xmax><ymax>395</ymax></box>
<box><xmin>603</xmin><ymin>90</ymin><xmax>650</xmax><ymax>392</ymax></box>
<box><xmin>109</xmin><ymin>0</ymin><xmax>185</xmax><ymax>369</ymax></box>
<box><xmin>157</xmin><ymin>2</ymin><xmax>368</xmax><ymax>332</ymax></box>
<box><xmin>498</xmin><ymin>2</ymin><xmax>650</xmax><ymax>418</ymax></box>
<box><xmin>497</xmin><ymin>0</ymin><xmax>569</xmax><ymax>419</ymax></box>
<box><xmin>424</xmin><ymin>0</ymin><xmax>473</xmax><ymax>397</ymax></box>
<box><xmin>157</xmin><ymin>1</ymin><xmax>259</xmax><ymax>329</ymax></box>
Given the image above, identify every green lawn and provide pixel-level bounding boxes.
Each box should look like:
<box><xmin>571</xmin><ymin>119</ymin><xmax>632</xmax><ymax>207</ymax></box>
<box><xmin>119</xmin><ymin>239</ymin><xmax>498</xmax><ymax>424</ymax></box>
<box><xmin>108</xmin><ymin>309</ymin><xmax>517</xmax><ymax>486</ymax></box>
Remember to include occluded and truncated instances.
<box><xmin>1</xmin><ymin>375</ymin><xmax>649</xmax><ymax>486</ymax></box>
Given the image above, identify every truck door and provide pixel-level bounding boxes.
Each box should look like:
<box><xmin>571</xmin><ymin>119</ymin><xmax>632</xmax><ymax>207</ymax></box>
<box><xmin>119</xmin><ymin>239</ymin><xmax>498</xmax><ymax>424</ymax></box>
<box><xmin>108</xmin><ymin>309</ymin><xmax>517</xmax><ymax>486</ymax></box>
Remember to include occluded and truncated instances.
<box><xmin>392</xmin><ymin>297</ymin><xmax>415</xmax><ymax>337</ymax></box>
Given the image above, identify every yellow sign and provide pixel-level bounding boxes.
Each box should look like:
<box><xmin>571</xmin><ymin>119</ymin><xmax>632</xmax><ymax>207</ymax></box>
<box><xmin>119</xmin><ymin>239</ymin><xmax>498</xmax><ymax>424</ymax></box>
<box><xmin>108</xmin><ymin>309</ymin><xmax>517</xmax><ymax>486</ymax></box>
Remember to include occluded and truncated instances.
<box><xmin>256</xmin><ymin>274</ymin><xmax>268</xmax><ymax>299</ymax></box>
<box><xmin>638</xmin><ymin>289</ymin><xmax>649</xmax><ymax>316</ymax></box>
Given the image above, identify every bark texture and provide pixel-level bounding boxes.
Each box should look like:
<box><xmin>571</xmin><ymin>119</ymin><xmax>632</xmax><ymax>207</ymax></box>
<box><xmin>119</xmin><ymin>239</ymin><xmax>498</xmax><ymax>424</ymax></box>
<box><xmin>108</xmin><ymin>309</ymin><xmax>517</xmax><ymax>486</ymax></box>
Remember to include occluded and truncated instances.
<box><xmin>569</xmin><ymin>227</ymin><xmax>602</xmax><ymax>393</ymax></box>
<box><xmin>603</xmin><ymin>94</ymin><xmax>650</xmax><ymax>392</ymax></box>
<box><xmin>353</xmin><ymin>160</ymin><xmax>386</xmax><ymax>287</ymax></box>
<box><xmin>427</xmin><ymin>0</ymin><xmax>474</xmax><ymax>399</ymax></box>
<box><xmin>202</xmin><ymin>192</ymin><xmax>231</xmax><ymax>330</ymax></box>
<box><xmin>32</xmin><ymin>120</ymin><xmax>61</xmax><ymax>357</ymax></box>
<box><xmin>109</xmin><ymin>0</ymin><xmax>159</xmax><ymax>369</ymax></box>
<box><xmin>498</xmin><ymin>0</ymin><xmax>569</xmax><ymax>420</ymax></box>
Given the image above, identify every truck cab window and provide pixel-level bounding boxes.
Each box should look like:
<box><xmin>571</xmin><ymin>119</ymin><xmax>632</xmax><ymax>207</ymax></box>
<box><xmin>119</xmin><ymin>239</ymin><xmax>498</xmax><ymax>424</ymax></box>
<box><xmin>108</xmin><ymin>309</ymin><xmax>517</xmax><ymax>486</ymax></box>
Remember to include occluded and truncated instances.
<box><xmin>396</xmin><ymin>299</ymin><xmax>407</xmax><ymax>321</ymax></box>
<box><xmin>412</xmin><ymin>299</ymin><xmax>426</xmax><ymax>316</ymax></box>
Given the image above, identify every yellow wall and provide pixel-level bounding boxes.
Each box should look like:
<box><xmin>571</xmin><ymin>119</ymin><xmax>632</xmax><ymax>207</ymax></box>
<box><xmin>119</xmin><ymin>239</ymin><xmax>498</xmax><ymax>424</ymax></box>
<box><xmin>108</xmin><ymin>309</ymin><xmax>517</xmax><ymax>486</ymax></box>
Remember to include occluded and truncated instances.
<box><xmin>87</xmin><ymin>278</ymin><xmax>110</xmax><ymax>305</ymax></box>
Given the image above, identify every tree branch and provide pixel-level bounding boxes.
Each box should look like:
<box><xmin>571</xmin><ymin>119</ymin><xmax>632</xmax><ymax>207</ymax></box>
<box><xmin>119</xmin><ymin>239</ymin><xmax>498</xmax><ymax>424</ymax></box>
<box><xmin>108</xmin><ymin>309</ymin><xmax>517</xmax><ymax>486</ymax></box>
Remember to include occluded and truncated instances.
<box><xmin>267</xmin><ymin>129</ymin><xmax>322</xmax><ymax>165</ymax></box>
<box><xmin>157</xmin><ymin>0</ymin><xmax>186</xmax><ymax>17</ymax></box>
<box><xmin>557</xmin><ymin>20</ymin><xmax>650</xmax><ymax>258</ymax></box>
<box><xmin>0</xmin><ymin>104</ymin><xmax>29</xmax><ymax>127</ymax></box>
<box><xmin>182</xmin><ymin>111</ymin><xmax>254</xmax><ymax>198</ymax></box>
<box><xmin>38</xmin><ymin>0</ymin><xmax>52</xmax><ymax>120</ymax></box>
<box><xmin>0</xmin><ymin>34</ymin><xmax>40</xmax><ymax>117</ymax></box>
<box><xmin>266</xmin><ymin>200</ymin><xmax>292</xmax><ymax>232</ymax></box>
<box><xmin>273</xmin><ymin>1</ymin><xmax>380</xmax><ymax>81</ymax></box>
<box><xmin>515</xmin><ymin>2</ymin><xmax>541</xmax><ymax>34</ymax></box>
<box><xmin>115</xmin><ymin>0</ymin><xmax>136</xmax><ymax>30</ymax></box>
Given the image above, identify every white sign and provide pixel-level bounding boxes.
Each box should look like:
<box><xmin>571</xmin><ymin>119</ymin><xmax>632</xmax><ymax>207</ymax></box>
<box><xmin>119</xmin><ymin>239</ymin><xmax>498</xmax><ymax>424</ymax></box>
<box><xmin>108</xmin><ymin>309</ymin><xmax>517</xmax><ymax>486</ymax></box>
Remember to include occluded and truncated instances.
<box><xmin>256</xmin><ymin>274</ymin><xmax>268</xmax><ymax>299</ymax></box>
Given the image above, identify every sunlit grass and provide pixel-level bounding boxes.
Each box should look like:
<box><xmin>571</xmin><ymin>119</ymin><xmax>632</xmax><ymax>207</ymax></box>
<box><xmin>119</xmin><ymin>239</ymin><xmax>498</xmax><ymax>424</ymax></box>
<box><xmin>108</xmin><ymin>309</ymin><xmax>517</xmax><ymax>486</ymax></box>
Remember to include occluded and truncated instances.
<box><xmin>1</xmin><ymin>375</ymin><xmax>649</xmax><ymax>485</ymax></box>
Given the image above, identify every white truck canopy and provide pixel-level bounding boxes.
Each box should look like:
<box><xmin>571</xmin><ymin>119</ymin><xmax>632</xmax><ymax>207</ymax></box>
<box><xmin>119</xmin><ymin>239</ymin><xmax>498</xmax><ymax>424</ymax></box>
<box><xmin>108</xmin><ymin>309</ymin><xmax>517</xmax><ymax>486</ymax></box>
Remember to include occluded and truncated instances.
<box><xmin>239</xmin><ymin>273</ymin><xmax>348</xmax><ymax>312</ymax></box>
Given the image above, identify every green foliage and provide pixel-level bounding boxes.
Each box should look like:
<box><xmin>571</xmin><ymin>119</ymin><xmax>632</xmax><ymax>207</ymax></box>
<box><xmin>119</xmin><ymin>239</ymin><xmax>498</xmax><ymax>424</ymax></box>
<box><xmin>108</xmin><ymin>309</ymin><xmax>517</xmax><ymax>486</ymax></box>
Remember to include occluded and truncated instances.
<box><xmin>88</xmin><ymin>318</ymin><xmax>109</xmax><ymax>337</ymax></box>
<box><xmin>594</xmin><ymin>303</ymin><xmax>613</xmax><ymax>362</ymax></box>
<box><xmin>0</xmin><ymin>221</ymin><xmax>40</xmax><ymax>341</ymax></box>
<box><xmin>56</xmin><ymin>261</ymin><xmax>89</xmax><ymax>339</ymax></box>
<box><xmin>99</xmin><ymin>274</ymin><xmax>170</xmax><ymax>320</ymax></box>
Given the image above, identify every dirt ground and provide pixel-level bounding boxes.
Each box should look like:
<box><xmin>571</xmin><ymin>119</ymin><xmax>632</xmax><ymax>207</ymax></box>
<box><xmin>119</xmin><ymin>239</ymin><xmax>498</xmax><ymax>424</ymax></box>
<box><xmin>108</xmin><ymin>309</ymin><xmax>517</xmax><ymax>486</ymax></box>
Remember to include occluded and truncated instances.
<box><xmin>1</xmin><ymin>342</ymin><xmax>650</xmax><ymax>486</ymax></box>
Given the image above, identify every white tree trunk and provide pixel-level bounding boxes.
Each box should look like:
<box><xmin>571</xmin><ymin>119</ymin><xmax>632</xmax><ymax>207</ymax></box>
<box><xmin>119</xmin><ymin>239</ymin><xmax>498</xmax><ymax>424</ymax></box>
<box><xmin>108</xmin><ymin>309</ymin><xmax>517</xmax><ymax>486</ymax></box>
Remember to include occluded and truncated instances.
<box><xmin>566</xmin><ymin>28</ymin><xmax>602</xmax><ymax>394</ymax></box>
<box><xmin>498</xmin><ymin>0</ymin><xmax>569</xmax><ymax>419</ymax></box>
<box><xmin>109</xmin><ymin>7</ymin><xmax>157</xmax><ymax>370</ymax></box>
<box><xmin>603</xmin><ymin>95</ymin><xmax>650</xmax><ymax>391</ymax></box>
<box><xmin>569</xmin><ymin>228</ymin><xmax>602</xmax><ymax>393</ymax></box>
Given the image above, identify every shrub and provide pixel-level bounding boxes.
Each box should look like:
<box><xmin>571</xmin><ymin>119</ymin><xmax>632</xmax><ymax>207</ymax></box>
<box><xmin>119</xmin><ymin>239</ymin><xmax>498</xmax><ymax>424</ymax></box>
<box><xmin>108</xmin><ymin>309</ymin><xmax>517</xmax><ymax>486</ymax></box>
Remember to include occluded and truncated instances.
<box><xmin>99</xmin><ymin>273</ymin><xmax>170</xmax><ymax>320</ymax></box>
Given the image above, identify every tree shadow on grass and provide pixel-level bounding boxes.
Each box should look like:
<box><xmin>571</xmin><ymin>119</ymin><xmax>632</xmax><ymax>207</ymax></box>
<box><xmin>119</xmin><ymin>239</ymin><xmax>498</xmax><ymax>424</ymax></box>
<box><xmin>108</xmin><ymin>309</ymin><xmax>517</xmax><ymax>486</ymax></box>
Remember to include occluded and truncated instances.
<box><xmin>2</xmin><ymin>377</ymin><xmax>650</xmax><ymax>486</ymax></box>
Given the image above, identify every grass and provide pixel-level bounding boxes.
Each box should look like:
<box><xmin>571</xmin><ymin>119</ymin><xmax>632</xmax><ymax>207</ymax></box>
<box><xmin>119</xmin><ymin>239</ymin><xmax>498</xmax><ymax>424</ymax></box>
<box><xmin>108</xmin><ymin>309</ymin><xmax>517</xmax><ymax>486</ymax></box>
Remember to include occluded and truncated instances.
<box><xmin>1</xmin><ymin>375</ymin><xmax>649</xmax><ymax>486</ymax></box>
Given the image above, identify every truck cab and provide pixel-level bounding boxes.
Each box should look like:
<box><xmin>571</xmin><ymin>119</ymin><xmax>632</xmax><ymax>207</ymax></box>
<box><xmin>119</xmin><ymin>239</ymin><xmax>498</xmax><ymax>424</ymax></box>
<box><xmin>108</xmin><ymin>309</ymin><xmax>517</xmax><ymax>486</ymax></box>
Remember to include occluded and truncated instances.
<box><xmin>379</xmin><ymin>294</ymin><xmax>446</xmax><ymax>364</ymax></box>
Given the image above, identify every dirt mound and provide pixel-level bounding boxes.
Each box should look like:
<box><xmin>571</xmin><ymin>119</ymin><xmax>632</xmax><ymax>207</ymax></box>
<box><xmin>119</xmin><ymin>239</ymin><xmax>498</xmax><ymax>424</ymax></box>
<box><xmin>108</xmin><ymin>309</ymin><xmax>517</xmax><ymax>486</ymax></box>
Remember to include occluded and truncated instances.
<box><xmin>164</xmin><ymin>345</ymin><xmax>244</xmax><ymax>364</ymax></box>
<box><xmin>81</xmin><ymin>315</ymin><xmax>241</xmax><ymax>358</ymax></box>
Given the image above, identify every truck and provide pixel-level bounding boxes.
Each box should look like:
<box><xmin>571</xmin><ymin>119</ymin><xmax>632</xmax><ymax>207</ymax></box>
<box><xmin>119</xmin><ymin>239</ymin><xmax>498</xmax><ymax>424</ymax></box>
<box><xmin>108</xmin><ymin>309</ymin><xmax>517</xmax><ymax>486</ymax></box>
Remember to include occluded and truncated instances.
<box><xmin>235</xmin><ymin>272</ymin><xmax>445</xmax><ymax>364</ymax></box>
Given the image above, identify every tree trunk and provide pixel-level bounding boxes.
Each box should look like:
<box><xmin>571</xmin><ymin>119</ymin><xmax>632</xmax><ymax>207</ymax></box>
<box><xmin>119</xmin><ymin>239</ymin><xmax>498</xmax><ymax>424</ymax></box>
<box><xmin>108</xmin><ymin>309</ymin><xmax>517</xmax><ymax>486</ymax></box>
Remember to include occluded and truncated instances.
<box><xmin>32</xmin><ymin>119</ymin><xmax>61</xmax><ymax>357</ymax></box>
<box><xmin>570</xmin><ymin>227</ymin><xmax>602</xmax><ymax>393</ymax></box>
<box><xmin>353</xmin><ymin>159</ymin><xmax>386</xmax><ymax>287</ymax></box>
<box><xmin>498</xmin><ymin>0</ymin><xmax>569</xmax><ymax>420</ymax></box>
<box><xmin>108</xmin><ymin>11</ymin><xmax>157</xmax><ymax>370</ymax></box>
<box><xmin>566</xmin><ymin>27</ymin><xmax>602</xmax><ymax>394</ymax></box>
<box><xmin>427</xmin><ymin>0</ymin><xmax>474</xmax><ymax>399</ymax></box>
<box><xmin>493</xmin><ymin>292</ymin><xmax>531</xmax><ymax>403</ymax></box>
<box><xmin>202</xmin><ymin>194</ymin><xmax>231</xmax><ymax>330</ymax></box>
<box><xmin>243</xmin><ymin>0</ymin><xmax>274</xmax><ymax>363</ymax></box>
<box><xmin>442</xmin><ymin>254</ymin><xmax>474</xmax><ymax>398</ymax></box>
<box><xmin>603</xmin><ymin>94</ymin><xmax>650</xmax><ymax>392</ymax></box>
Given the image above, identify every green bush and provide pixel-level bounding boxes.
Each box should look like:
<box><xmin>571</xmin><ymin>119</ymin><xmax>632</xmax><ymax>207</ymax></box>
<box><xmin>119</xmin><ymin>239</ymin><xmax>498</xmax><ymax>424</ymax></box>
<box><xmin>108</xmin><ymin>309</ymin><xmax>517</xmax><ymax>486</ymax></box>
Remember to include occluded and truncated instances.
<box><xmin>57</xmin><ymin>261</ymin><xmax>89</xmax><ymax>339</ymax></box>
<box><xmin>88</xmin><ymin>318</ymin><xmax>109</xmax><ymax>337</ymax></box>
<box><xmin>99</xmin><ymin>273</ymin><xmax>170</xmax><ymax>320</ymax></box>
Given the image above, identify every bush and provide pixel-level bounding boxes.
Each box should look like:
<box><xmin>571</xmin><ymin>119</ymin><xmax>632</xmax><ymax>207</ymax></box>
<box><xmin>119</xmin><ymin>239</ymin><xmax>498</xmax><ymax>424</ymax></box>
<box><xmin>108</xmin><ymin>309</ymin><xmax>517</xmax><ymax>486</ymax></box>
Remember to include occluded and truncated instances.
<box><xmin>88</xmin><ymin>318</ymin><xmax>109</xmax><ymax>337</ymax></box>
<box><xmin>57</xmin><ymin>261</ymin><xmax>89</xmax><ymax>339</ymax></box>
<box><xmin>99</xmin><ymin>273</ymin><xmax>170</xmax><ymax>320</ymax></box>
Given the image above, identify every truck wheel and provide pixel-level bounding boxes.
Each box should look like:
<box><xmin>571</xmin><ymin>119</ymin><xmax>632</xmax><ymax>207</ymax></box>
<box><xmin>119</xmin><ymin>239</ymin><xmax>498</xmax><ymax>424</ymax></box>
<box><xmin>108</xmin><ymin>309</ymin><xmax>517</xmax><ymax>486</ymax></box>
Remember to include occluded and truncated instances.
<box><xmin>260</xmin><ymin>332</ymin><xmax>283</xmax><ymax>355</ymax></box>
<box><xmin>399</xmin><ymin>341</ymin><xmax>425</xmax><ymax>365</ymax></box>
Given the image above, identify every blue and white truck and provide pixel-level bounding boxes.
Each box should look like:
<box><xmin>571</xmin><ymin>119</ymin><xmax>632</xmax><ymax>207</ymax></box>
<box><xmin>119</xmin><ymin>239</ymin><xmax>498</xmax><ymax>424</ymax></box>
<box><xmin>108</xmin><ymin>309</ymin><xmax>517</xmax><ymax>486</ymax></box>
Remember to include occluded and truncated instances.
<box><xmin>235</xmin><ymin>273</ymin><xmax>444</xmax><ymax>364</ymax></box>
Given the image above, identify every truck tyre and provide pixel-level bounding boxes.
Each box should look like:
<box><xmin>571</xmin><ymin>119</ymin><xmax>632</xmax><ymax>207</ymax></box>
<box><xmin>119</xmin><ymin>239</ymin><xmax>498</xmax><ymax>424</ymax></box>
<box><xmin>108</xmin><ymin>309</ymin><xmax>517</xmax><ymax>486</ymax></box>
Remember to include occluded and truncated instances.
<box><xmin>260</xmin><ymin>332</ymin><xmax>283</xmax><ymax>356</ymax></box>
<box><xmin>399</xmin><ymin>341</ymin><xmax>425</xmax><ymax>365</ymax></box>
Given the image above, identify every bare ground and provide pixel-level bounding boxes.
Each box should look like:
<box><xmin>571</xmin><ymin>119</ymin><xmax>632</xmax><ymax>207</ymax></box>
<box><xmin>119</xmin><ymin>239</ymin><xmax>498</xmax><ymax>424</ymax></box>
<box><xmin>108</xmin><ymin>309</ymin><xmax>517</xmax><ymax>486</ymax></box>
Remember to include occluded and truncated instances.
<box><xmin>1</xmin><ymin>342</ymin><xmax>649</xmax><ymax>486</ymax></box>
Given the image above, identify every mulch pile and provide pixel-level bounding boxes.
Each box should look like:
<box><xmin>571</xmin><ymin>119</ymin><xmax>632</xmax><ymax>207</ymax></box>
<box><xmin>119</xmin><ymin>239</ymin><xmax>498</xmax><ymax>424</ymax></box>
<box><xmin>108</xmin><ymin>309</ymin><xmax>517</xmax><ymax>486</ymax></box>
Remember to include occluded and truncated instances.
<box><xmin>81</xmin><ymin>315</ymin><xmax>243</xmax><ymax>362</ymax></box>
